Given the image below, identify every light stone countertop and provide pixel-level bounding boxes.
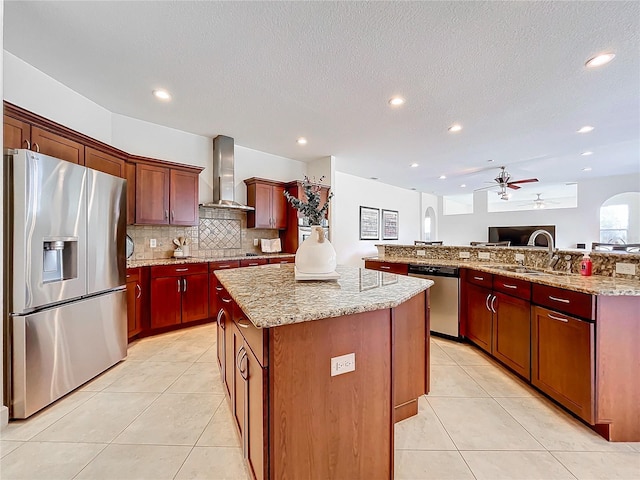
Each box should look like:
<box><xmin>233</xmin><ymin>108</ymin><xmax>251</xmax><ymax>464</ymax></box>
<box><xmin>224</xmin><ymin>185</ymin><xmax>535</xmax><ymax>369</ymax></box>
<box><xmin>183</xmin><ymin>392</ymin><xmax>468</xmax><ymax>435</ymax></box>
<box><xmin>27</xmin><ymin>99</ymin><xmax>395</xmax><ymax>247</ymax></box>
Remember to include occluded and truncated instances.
<box><xmin>215</xmin><ymin>264</ymin><xmax>433</xmax><ymax>328</ymax></box>
<box><xmin>127</xmin><ymin>253</ymin><xmax>295</xmax><ymax>268</ymax></box>
<box><xmin>365</xmin><ymin>256</ymin><xmax>640</xmax><ymax>296</ymax></box>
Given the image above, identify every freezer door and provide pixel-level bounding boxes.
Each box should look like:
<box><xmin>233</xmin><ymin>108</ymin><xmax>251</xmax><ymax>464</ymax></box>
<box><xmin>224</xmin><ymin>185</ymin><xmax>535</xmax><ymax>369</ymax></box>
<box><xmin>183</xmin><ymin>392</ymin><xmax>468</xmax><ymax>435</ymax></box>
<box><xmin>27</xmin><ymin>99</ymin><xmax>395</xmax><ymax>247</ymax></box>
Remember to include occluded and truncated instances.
<box><xmin>9</xmin><ymin>150</ymin><xmax>87</xmax><ymax>313</ymax></box>
<box><xmin>87</xmin><ymin>168</ymin><xmax>126</xmax><ymax>293</ymax></box>
<box><xmin>11</xmin><ymin>290</ymin><xmax>127</xmax><ymax>419</ymax></box>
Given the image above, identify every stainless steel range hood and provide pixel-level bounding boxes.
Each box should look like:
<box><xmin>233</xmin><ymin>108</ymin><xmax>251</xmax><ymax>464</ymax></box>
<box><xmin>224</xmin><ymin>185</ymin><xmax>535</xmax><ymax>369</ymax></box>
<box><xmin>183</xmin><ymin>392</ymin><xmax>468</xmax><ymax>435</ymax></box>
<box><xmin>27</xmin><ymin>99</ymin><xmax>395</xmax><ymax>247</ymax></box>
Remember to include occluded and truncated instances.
<box><xmin>201</xmin><ymin>135</ymin><xmax>254</xmax><ymax>211</ymax></box>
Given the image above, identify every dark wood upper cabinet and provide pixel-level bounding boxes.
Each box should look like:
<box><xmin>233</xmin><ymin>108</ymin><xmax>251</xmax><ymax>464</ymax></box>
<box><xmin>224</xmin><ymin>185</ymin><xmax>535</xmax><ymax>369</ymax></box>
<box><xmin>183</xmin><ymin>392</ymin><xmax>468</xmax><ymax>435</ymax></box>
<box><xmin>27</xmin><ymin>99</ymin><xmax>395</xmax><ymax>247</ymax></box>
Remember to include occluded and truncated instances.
<box><xmin>136</xmin><ymin>163</ymin><xmax>170</xmax><ymax>225</ymax></box>
<box><xmin>85</xmin><ymin>147</ymin><xmax>125</xmax><ymax>178</ymax></box>
<box><xmin>170</xmin><ymin>169</ymin><xmax>199</xmax><ymax>226</ymax></box>
<box><xmin>3</xmin><ymin>116</ymin><xmax>31</xmax><ymax>149</ymax></box>
<box><xmin>244</xmin><ymin>178</ymin><xmax>287</xmax><ymax>229</ymax></box>
<box><xmin>30</xmin><ymin>126</ymin><xmax>85</xmax><ymax>165</ymax></box>
<box><xmin>125</xmin><ymin>162</ymin><xmax>136</xmax><ymax>225</ymax></box>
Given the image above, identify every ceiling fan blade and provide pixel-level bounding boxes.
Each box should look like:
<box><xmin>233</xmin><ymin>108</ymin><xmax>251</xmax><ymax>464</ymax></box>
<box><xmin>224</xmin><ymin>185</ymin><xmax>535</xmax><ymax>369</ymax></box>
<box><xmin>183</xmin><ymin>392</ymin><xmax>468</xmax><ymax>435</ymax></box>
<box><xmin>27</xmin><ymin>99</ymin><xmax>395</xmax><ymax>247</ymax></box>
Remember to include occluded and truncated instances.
<box><xmin>507</xmin><ymin>184</ymin><xmax>521</xmax><ymax>190</ymax></box>
<box><xmin>508</xmin><ymin>178</ymin><xmax>539</xmax><ymax>185</ymax></box>
<box><xmin>473</xmin><ymin>185</ymin><xmax>499</xmax><ymax>192</ymax></box>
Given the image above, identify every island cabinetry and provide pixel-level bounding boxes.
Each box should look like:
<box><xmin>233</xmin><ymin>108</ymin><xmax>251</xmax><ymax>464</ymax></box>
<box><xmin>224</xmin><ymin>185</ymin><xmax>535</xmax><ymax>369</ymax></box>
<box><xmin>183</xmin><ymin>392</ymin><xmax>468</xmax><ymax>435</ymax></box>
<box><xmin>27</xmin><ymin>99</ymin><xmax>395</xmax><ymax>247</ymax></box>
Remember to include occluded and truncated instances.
<box><xmin>150</xmin><ymin>263</ymin><xmax>209</xmax><ymax>328</ymax></box>
<box><xmin>209</xmin><ymin>260</ymin><xmax>241</xmax><ymax>335</ymax></box>
<box><xmin>364</xmin><ymin>259</ymin><xmax>408</xmax><ymax>275</ymax></box>
<box><xmin>216</xmin><ymin>284</ymin><xmax>237</xmax><ymax>398</ymax></box>
<box><xmin>244</xmin><ymin>178</ymin><xmax>287</xmax><ymax>229</ymax></box>
<box><xmin>531</xmin><ymin>304</ymin><xmax>594</xmax><ymax>423</ymax></box>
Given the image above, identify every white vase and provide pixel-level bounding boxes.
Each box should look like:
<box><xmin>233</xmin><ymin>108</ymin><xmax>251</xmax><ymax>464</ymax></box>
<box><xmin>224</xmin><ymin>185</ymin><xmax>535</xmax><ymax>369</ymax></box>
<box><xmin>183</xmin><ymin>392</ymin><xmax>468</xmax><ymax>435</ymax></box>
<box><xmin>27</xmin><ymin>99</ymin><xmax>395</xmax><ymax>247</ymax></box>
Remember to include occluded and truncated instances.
<box><xmin>295</xmin><ymin>226</ymin><xmax>337</xmax><ymax>274</ymax></box>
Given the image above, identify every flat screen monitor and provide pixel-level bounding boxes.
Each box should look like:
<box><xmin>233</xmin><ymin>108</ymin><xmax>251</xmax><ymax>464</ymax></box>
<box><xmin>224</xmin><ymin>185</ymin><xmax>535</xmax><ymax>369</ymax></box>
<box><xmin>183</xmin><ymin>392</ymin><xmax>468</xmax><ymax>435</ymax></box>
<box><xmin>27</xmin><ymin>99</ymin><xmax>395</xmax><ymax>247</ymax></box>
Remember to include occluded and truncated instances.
<box><xmin>488</xmin><ymin>225</ymin><xmax>556</xmax><ymax>247</ymax></box>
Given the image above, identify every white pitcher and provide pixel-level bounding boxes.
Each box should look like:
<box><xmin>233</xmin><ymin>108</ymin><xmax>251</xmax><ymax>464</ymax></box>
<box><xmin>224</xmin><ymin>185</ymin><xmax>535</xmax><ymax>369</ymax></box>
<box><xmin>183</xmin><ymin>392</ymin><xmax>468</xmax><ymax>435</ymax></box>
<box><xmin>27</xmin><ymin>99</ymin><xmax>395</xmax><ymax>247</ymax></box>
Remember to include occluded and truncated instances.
<box><xmin>295</xmin><ymin>226</ymin><xmax>337</xmax><ymax>274</ymax></box>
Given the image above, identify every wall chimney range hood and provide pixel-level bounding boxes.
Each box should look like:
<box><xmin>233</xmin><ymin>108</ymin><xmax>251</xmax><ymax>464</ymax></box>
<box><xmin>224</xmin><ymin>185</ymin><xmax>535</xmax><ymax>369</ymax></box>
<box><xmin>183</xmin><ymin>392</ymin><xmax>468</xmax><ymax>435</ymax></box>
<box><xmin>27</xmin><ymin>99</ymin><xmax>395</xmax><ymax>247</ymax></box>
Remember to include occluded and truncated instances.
<box><xmin>201</xmin><ymin>135</ymin><xmax>254</xmax><ymax>211</ymax></box>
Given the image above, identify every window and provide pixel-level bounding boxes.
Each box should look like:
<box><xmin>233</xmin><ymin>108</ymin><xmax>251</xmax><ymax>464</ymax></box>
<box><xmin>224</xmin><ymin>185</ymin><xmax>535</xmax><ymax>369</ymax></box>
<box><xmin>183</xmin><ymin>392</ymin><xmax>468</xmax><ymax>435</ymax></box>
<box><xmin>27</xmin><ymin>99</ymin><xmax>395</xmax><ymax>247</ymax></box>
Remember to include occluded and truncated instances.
<box><xmin>424</xmin><ymin>207</ymin><xmax>436</xmax><ymax>240</ymax></box>
<box><xmin>599</xmin><ymin>204</ymin><xmax>629</xmax><ymax>243</ymax></box>
<box><xmin>443</xmin><ymin>194</ymin><xmax>473</xmax><ymax>215</ymax></box>
<box><xmin>486</xmin><ymin>183</ymin><xmax>578</xmax><ymax>213</ymax></box>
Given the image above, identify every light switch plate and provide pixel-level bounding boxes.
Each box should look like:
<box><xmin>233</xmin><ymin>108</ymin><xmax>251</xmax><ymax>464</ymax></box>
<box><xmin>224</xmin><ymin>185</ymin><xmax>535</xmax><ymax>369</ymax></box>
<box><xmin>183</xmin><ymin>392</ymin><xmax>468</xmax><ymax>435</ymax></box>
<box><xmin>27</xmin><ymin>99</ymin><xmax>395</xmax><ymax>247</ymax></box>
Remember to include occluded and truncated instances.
<box><xmin>515</xmin><ymin>253</ymin><xmax>525</xmax><ymax>262</ymax></box>
<box><xmin>331</xmin><ymin>353</ymin><xmax>355</xmax><ymax>376</ymax></box>
<box><xmin>253</xmin><ymin>239</ymin><xmax>259</xmax><ymax>246</ymax></box>
<box><xmin>478</xmin><ymin>252</ymin><xmax>491</xmax><ymax>260</ymax></box>
<box><xmin>616</xmin><ymin>263</ymin><xmax>636</xmax><ymax>275</ymax></box>
<box><xmin>459</xmin><ymin>251</ymin><xmax>471</xmax><ymax>259</ymax></box>
<box><xmin>150</xmin><ymin>238</ymin><xmax>157</xmax><ymax>248</ymax></box>
<box><xmin>416</xmin><ymin>249</ymin><xmax>426</xmax><ymax>256</ymax></box>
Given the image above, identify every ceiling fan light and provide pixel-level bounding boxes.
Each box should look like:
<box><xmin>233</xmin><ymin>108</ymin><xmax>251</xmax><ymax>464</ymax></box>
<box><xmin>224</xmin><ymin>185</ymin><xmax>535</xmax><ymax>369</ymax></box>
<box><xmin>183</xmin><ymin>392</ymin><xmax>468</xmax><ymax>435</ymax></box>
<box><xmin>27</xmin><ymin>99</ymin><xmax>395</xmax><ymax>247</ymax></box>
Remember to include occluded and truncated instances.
<box><xmin>585</xmin><ymin>53</ymin><xmax>615</xmax><ymax>68</ymax></box>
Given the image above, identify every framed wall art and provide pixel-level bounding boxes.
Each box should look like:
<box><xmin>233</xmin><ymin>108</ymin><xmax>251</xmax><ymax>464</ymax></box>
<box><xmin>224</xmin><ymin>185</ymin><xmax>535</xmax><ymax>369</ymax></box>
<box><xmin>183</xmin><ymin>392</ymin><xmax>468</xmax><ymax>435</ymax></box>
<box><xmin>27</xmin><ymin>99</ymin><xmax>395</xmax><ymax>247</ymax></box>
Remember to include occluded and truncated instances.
<box><xmin>382</xmin><ymin>209</ymin><xmax>399</xmax><ymax>240</ymax></box>
<box><xmin>359</xmin><ymin>206</ymin><xmax>379</xmax><ymax>240</ymax></box>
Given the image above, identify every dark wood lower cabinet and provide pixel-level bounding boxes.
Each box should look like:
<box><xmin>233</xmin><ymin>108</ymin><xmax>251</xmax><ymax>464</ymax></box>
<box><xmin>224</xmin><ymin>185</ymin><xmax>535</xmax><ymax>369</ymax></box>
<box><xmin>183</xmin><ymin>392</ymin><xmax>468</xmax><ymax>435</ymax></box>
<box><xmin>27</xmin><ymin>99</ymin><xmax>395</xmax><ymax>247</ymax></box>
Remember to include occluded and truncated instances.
<box><xmin>150</xmin><ymin>276</ymin><xmax>182</xmax><ymax>328</ymax></box>
<box><xmin>465</xmin><ymin>282</ymin><xmax>493</xmax><ymax>353</ymax></box>
<box><xmin>181</xmin><ymin>273</ymin><xmax>209</xmax><ymax>322</ymax></box>
<box><xmin>492</xmin><ymin>292</ymin><xmax>531</xmax><ymax>380</ymax></box>
<box><xmin>531</xmin><ymin>305</ymin><xmax>594</xmax><ymax>423</ymax></box>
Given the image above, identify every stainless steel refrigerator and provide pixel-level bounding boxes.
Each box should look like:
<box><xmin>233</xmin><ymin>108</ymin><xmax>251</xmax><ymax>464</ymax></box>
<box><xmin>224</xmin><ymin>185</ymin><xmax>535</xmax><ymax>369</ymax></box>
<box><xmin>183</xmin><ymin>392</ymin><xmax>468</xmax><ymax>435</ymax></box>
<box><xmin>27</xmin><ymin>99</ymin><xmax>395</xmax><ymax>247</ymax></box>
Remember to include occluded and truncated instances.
<box><xmin>3</xmin><ymin>149</ymin><xmax>127</xmax><ymax>419</ymax></box>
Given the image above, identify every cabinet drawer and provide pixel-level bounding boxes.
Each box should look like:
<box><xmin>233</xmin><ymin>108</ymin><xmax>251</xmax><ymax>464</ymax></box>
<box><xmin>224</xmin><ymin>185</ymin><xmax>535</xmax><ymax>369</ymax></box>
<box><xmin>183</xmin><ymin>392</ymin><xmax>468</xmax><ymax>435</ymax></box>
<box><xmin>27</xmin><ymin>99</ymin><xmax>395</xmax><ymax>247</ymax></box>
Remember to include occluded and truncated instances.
<box><xmin>364</xmin><ymin>260</ymin><xmax>408</xmax><ymax>275</ymax></box>
<box><xmin>268</xmin><ymin>256</ymin><xmax>295</xmax><ymax>264</ymax></box>
<box><xmin>240</xmin><ymin>258</ymin><xmax>268</xmax><ymax>267</ymax></box>
<box><xmin>532</xmin><ymin>284</ymin><xmax>594</xmax><ymax>320</ymax></box>
<box><xmin>209</xmin><ymin>260</ymin><xmax>240</xmax><ymax>272</ymax></box>
<box><xmin>126</xmin><ymin>267</ymin><xmax>140</xmax><ymax>283</ymax></box>
<box><xmin>493</xmin><ymin>275</ymin><xmax>531</xmax><ymax>300</ymax></box>
<box><xmin>233</xmin><ymin>303</ymin><xmax>268</xmax><ymax>367</ymax></box>
<box><xmin>151</xmin><ymin>263</ymin><xmax>208</xmax><ymax>278</ymax></box>
<box><xmin>465</xmin><ymin>269</ymin><xmax>493</xmax><ymax>288</ymax></box>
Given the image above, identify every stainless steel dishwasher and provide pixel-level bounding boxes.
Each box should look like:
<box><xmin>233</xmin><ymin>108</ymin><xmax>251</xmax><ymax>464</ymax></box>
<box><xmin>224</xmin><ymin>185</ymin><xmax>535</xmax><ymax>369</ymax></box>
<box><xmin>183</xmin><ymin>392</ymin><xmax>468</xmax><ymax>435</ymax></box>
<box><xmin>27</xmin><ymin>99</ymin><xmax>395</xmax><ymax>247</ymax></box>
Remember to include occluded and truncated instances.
<box><xmin>408</xmin><ymin>264</ymin><xmax>460</xmax><ymax>339</ymax></box>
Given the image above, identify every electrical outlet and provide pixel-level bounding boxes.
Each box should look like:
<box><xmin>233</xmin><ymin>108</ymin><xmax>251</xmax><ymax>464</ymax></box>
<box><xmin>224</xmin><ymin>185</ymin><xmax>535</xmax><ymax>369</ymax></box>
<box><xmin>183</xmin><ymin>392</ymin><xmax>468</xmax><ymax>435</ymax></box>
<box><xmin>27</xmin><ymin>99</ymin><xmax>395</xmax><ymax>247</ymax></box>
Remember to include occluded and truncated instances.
<box><xmin>615</xmin><ymin>263</ymin><xmax>636</xmax><ymax>275</ymax></box>
<box><xmin>478</xmin><ymin>252</ymin><xmax>491</xmax><ymax>260</ymax></box>
<box><xmin>515</xmin><ymin>253</ymin><xmax>525</xmax><ymax>262</ymax></box>
<box><xmin>416</xmin><ymin>249</ymin><xmax>426</xmax><ymax>256</ymax></box>
<box><xmin>459</xmin><ymin>251</ymin><xmax>470</xmax><ymax>259</ymax></box>
<box><xmin>149</xmin><ymin>238</ymin><xmax>157</xmax><ymax>248</ymax></box>
<box><xmin>331</xmin><ymin>353</ymin><xmax>355</xmax><ymax>377</ymax></box>
<box><xmin>253</xmin><ymin>239</ymin><xmax>259</xmax><ymax>246</ymax></box>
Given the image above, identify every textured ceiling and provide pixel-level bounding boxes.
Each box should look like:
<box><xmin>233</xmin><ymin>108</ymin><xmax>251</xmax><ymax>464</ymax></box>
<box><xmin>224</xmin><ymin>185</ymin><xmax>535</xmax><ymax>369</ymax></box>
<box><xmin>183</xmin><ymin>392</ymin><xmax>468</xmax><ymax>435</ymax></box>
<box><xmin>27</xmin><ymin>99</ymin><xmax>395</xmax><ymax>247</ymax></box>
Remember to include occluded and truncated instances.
<box><xmin>4</xmin><ymin>1</ymin><xmax>639</xmax><ymax>195</ymax></box>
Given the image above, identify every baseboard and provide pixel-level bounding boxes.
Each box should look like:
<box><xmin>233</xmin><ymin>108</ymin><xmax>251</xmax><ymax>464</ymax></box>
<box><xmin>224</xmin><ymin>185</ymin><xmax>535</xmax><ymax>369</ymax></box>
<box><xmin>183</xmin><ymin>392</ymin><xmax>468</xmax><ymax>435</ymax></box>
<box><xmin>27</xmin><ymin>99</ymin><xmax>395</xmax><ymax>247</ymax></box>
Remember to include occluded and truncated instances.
<box><xmin>0</xmin><ymin>405</ymin><xmax>9</xmax><ymax>429</ymax></box>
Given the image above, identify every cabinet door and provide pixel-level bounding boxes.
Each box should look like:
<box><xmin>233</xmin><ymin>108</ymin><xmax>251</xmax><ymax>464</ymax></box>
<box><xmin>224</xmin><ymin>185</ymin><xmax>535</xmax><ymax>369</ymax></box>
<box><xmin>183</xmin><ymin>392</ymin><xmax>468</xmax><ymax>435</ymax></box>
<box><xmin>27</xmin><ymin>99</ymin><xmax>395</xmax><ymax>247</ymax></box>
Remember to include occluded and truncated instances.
<box><xmin>492</xmin><ymin>292</ymin><xmax>531</xmax><ymax>379</ymax></box>
<box><xmin>181</xmin><ymin>273</ymin><xmax>209</xmax><ymax>323</ymax></box>
<box><xmin>215</xmin><ymin>302</ymin><xmax>226</xmax><ymax>373</ymax></box>
<box><xmin>4</xmin><ymin>116</ymin><xmax>30</xmax><ymax>149</ymax></box>
<box><xmin>31</xmin><ymin>126</ymin><xmax>85</xmax><ymax>165</ymax></box>
<box><xmin>531</xmin><ymin>305</ymin><xmax>594</xmax><ymax>423</ymax></box>
<box><xmin>254</xmin><ymin>183</ymin><xmax>273</xmax><ymax>228</ymax></box>
<box><xmin>85</xmin><ymin>147</ymin><xmax>125</xmax><ymax>178</ymax></box>
<box><xmin>465</xmin><ymin>282</ymin><xmax>493</xmax><ymax>354</ymax></box>
<box><xmin>221</xmin><ymin>294</ymin><xmax>236</xmax><ymax>398</ymax></box>
<box><xmin>125</xmin><ymin>162</ymin><xmax>136</xmax><ymax>225</ymax></box>
<box><xmin>150</xmin><ymin>276</ymin><xmax>182</xmax><ymax>328</ymax></box>
<box><xmin>232</xmin><ymin>323</ymin><xmax>246</xmax><ymax>435</ymax></box>
<box><xmin>170</xmin><ymin>169</ymin><xmax>199</xmax><ymax>226</ymax></box>
<box><xmin>136</xmin><ymin>163</ymin><xmax>170</xmax><ymax>225</ymax></box>
<box><xmin>246</xmin><ymin>346</ymin><xmax>266</xmax><ymax>480</ymax></box>
<box><xmin>271</xmin><ymin>184</ymin><xmax>287</xmax><ymax>229</ymax></box>
<box><xmin>126</xmin><ymin>280</ymin><xmax>138</xmax><ymax>337</ymax></box>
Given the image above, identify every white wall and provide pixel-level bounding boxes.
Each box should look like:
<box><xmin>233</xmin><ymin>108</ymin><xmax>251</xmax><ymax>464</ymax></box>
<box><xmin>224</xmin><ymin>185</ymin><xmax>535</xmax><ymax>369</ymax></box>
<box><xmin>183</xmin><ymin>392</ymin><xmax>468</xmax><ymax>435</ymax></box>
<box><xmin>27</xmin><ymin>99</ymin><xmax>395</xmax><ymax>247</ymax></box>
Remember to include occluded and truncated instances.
<box><xmin>437</xmin><ymin>174</ymin><xmax>640</xmax><ymax>248</ymax></box>
<box><xmin>4</xmin><ymin>52</ymin><xmax>112</xmax><ymax>144</ymax></box>
<box><xmin>234</xmin><ymin>145</ymin><xmax>307</xmax><ymax>204</ymax></box>
<box><xmin>332</xmin><ymin>172</ymin><xmax>422</xmax><ymax>266</ymax></box>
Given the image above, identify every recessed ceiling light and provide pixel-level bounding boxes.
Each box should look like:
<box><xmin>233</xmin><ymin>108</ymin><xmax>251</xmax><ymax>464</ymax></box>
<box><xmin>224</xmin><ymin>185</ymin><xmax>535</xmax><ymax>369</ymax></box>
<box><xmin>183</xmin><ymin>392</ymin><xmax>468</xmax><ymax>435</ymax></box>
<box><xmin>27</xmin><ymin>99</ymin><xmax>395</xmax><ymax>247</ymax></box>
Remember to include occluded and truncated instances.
<box><xmin>152</xmin><ymin>89</ymin><xmax>171</xmax><ymax>101</ymax></box>
<box><xmin>296</xmin><ymin>137</ymin><xmax>308</xmax><ymax>145</ymax></box>
<box><xmin>388</xmin><ymin>97</ymin><xmax>405</xmax><ymax>106</ymax></box>
<box><xmin>448</xmin><ymin>124</ymin><xmax>463</xmax><ymax>132</ymax></box>
<box><xmin>487</xmin><ymin>159</ymin><xmax>494</xmax><ymax>162</ymax></box>
<box><xmin>410</xmin><ymin>163</ymin><xmax>419</xmax><ymax>168</ymax></box>
<box><xmin>577</xmin><ymin>125</ymin><xmax>594</xmax><ymax>133</ymax></box>
<box><xmin>439</xmin><ymin>175</ymin><xmax>447</xmax><ymax>180</ymax></box>
<box><xmin>582</xmin><ymin>167</ymin><xmax>593</xmax><ymax>172</ymax></box>
<box><xmin>411</xmin><ymin>188</ymin><xmax>416</xmax><ymax>191</ymax></box>
<box><xmin>370</xmin><ymin>177</ymin><xmax>379</xmax><ymax>180</ymax></box>
<box><xmin>585</xmin><ymin>53</ymin><xmax>615</xmax><ymax>68</ymax></box>
<box><xmin>460</xmin><ymin>184</ymin><xmax>466</xmax><ymax>188</ymax></box>
<box><xmin>581</xmin><ymin>151</ymin><xmax>593</xmax><ymax>156</ymax></box>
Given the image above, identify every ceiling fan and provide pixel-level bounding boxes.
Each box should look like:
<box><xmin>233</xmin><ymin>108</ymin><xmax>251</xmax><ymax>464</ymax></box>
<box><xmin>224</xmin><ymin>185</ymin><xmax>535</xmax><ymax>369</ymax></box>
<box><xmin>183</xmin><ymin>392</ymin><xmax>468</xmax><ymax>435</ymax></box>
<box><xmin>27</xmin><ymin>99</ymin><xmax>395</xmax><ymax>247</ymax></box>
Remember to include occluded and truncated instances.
<box><xmin>475</xmin><ymin>166</ymin><xmax>539</xmax><ymax>200</ymax></box>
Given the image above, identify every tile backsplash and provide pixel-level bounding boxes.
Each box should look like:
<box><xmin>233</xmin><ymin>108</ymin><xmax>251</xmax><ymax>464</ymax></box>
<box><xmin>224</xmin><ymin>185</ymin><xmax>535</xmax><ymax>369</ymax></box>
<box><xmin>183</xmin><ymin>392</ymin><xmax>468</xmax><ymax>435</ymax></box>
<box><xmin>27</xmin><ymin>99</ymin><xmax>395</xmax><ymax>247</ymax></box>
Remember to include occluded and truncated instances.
<box><xmin>127</xmin><ymin>207</ymin><xmax>280</xmax><ymax>260</ymax></box>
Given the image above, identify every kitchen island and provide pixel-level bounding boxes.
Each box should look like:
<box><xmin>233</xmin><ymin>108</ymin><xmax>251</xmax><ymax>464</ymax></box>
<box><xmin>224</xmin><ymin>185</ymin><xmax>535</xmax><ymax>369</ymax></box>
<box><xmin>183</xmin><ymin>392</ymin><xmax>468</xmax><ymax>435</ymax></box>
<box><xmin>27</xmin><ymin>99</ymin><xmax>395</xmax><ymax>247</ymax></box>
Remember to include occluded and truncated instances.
<box><xmin>215</xmin><ymin>264</ymin><xmax>432</xmax><ymax>480</ymax></box>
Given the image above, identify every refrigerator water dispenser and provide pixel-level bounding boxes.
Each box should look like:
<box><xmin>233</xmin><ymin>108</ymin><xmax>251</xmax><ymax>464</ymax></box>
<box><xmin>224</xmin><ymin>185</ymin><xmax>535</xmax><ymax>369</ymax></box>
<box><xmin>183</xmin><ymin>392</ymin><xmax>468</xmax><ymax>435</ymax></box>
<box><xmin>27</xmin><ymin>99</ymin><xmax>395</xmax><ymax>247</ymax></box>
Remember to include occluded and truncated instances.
<box><xmin>42</xmin><ymin>239</ymin><xmax>78</xmax><ymax>283</ymax></box>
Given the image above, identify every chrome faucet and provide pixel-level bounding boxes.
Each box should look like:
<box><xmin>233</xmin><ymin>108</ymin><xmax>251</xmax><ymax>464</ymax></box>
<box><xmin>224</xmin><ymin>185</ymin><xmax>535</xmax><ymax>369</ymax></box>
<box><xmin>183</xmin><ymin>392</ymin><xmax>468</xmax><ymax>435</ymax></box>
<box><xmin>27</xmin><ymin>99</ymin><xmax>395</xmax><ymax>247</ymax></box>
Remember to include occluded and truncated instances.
<box><xmin>527</xmin><ymin>229</ymin><xmax>557</xmax><ymax>268</ymax></box>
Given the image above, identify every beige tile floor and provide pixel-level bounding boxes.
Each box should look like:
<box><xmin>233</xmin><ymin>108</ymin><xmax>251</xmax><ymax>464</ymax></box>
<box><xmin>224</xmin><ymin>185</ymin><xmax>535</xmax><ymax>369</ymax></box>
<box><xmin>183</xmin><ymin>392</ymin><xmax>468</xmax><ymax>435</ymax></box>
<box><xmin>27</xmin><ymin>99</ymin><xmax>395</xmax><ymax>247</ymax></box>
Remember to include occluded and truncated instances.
<box><xmin>1</xmin><ymin>324</ymin><xmax>639</xmax><ymax>480</ymax></box>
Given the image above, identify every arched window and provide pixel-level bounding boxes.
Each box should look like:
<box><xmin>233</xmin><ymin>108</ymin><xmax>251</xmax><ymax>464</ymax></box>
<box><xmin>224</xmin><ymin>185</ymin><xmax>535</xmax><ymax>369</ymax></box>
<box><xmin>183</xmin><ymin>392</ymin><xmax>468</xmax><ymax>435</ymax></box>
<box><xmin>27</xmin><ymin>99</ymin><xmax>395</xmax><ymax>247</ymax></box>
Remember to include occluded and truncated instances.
<box><xmin>424</xmin><ymin>207</ymin><xmax>436</xmax><ymax>241</ymax></box>
<box><xmin>599</xmin><ymin>192</ymin><xmax>640</xmax><ymax>244</ymax></box>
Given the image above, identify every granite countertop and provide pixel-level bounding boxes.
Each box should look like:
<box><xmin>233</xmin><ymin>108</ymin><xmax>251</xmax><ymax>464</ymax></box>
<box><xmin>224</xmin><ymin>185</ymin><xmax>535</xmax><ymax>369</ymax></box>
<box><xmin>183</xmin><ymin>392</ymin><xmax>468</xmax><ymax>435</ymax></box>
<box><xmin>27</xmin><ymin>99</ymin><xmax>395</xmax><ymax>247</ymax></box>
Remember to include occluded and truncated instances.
<box><xmin>365</xmin><ymin>256</ymin><xmax>640</xmax><ymax>296</ymax></box>
<box><xmin>215</xmin><ymin>264</ymin><xmax>433</xmax><ymax>328</ymax></box>
<box><xmin>127</xmin><ymin>253</ymin><xmax>295</xmax><ymax>268</ymax></box>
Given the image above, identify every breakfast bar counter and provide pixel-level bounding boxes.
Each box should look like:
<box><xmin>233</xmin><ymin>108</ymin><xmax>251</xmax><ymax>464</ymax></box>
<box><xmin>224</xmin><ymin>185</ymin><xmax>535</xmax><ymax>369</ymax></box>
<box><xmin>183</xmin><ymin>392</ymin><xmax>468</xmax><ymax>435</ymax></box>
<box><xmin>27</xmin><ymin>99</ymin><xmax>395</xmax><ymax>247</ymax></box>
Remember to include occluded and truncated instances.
<box><xmin>213</xmin><ymin>264</ymin><xmax>432</xmax><ymax>480</ymax></box>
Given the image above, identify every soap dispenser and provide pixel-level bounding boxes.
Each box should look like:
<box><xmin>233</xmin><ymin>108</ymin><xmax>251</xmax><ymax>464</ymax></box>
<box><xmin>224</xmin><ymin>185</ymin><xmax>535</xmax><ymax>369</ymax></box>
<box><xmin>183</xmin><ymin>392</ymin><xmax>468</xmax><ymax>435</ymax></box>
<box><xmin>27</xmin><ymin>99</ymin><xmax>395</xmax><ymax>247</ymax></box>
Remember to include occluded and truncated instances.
<box><xmin>580</xmin><ymin>253</ymin><xmax>592</xmax><ymax>276</ymax></box>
